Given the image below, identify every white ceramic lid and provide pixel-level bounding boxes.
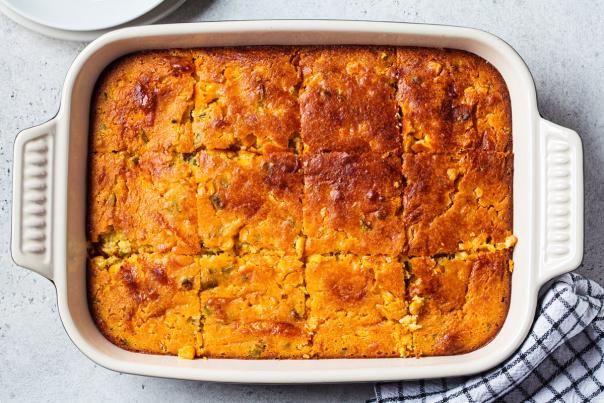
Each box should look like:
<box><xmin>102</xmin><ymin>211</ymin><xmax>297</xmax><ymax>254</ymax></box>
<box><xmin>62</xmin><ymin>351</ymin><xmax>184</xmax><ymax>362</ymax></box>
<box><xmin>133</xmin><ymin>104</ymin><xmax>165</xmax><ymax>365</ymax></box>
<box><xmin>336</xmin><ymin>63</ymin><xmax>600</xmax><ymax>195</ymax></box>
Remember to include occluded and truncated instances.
<box><xmin>0</xmin><ymin>0</ymin><xmax>164</xmax><ymax>31</ymax></box>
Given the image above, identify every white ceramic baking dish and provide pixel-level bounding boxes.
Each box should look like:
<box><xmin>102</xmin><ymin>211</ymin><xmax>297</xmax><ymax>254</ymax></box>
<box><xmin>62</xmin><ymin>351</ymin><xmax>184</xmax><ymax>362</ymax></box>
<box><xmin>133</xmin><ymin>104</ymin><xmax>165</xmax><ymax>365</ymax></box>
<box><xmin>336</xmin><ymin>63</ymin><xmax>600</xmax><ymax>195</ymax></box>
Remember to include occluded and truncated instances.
<box><xmin>11</xmin><ymin>20</ymin><xmax>583</xmax><ymax>383</ymax></box>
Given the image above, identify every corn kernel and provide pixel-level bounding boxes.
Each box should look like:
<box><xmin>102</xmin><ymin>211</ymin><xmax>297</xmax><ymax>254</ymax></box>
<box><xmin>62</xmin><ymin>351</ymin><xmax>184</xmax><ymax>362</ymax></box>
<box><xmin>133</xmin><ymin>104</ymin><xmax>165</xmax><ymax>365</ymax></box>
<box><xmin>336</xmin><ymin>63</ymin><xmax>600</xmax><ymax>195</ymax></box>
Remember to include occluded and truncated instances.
<box><xmin>178</xmin><ymin>345</ymin><xmax>196</xmax><ymax>360</ymax></box>
<box><xmin>409</xmin><ymin>296</ymin><xmax>424</xmax><ymax>315</ymax></box>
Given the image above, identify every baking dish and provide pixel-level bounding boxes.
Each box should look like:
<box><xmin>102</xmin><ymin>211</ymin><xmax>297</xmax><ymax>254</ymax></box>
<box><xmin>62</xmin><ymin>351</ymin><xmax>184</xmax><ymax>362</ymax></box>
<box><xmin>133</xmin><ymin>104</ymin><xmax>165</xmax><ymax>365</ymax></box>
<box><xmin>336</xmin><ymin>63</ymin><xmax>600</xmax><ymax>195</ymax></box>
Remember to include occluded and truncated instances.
<box><xmin>11</xmin><ymin>20</ymin><xmax>583</xmax><ymax>383</ymax></box>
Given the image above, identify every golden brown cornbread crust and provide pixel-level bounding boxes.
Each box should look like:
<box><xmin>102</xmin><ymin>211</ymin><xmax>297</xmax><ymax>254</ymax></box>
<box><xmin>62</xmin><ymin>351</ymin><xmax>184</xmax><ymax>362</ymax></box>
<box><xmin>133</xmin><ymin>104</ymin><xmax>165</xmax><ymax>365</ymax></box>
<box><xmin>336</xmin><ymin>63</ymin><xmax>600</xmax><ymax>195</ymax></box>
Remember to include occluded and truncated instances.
<box><xmin>88</xmin><ymin>46</ymin><xmax>515</xmax><ymax>359</ymax></box>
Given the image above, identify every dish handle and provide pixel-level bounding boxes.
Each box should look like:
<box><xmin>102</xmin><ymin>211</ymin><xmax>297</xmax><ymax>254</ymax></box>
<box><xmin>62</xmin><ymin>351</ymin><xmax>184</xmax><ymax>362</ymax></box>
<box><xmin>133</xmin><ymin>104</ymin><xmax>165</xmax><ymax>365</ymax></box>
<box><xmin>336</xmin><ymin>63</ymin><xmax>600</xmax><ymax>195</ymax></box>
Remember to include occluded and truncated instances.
<box><xmin>11</xmin><ymin>119</ymin><xmax>56</xmax><ymax>281</ymax></box>
<box><xmin>538</xmin><ymin>118</ymin><xmax>584</xmax><ymax>286</ymax></box>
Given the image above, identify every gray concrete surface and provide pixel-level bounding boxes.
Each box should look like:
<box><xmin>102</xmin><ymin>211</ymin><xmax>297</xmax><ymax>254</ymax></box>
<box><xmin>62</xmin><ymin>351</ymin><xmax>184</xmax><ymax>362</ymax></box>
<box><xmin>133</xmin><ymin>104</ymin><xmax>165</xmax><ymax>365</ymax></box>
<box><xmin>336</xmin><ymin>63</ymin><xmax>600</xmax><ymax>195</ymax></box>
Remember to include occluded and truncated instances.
<box><xmin>1</xmin><ymin>0</ymin><xmax>603</xmax><ymax>401</ymax></box>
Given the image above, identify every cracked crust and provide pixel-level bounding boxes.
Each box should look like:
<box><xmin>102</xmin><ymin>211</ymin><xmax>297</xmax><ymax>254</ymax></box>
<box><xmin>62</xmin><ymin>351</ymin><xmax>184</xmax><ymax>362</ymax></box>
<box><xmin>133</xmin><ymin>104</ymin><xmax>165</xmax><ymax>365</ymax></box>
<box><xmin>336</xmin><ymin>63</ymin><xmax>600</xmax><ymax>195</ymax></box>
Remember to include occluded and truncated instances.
<box><xmin>305</xmin><ymin>254</ymin><xmax>411</xmax><ymax>357</ymax></box>
<box><xmin>303</xmin><ymin>152</ymin><xmax>405</xmax><ymax>255</ymax></box>
<box><xmin>88</xmin><ymin>151</ymin><xmax>200</xmax><ymax>255</ymax></box>
<box><xmin>403</xmin><ymin>152</ymin><xmax>514</xmax><ymax>256</ymax></box>
<box><xmin>397</xmin><ymin>48</ymin><xmax>512</xmax><ymax>153</ymax></box>
<box><xmin>199</xmin><ymin>253</ymin><xmax>310</xmax><ymax>358</ymax></box>
<box><xmin>88</xmin><ymin>254</ymin><xmax>202</xmax><ymax>356</ymax></box>
<box><xmin>407</xmin><ymin>250</ymin><xmax>512</xmax><ymax>356</ymax></box>
<box><xmin>192</xmin><ymin>47</ymin><xmax>301</xmax><ymax>153</ymax></box>
<box><xmin>91</xmin><ymin>50</ymin><xmax>197</xmax><ymax>154</ymax></box>
<box><xmin>300</xmin><ymin>47</ymin><xmax>400</xmax><ymax>155</ymax></box>
<box><xmin>194</xmin><ymin>150</ymin><xmax>303</xmax><ymax>255</ymax></box>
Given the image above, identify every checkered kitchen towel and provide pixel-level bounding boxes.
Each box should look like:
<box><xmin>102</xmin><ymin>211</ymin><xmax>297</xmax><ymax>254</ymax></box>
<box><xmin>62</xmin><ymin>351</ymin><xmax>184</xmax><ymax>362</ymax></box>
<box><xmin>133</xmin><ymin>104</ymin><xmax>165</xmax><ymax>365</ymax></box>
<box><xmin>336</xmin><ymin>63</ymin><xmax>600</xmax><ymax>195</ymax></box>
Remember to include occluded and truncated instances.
<box><xmin>373</xmin><ymin>273</ymin><xmax>604</xmax><ymax>402</ymax></box>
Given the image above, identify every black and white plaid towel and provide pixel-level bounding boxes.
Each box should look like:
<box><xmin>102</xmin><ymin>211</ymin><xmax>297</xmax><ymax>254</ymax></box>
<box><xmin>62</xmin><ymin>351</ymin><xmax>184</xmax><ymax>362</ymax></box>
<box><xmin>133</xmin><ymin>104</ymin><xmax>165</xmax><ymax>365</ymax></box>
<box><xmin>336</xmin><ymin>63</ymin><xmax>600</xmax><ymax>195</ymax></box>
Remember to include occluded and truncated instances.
<box><xmin>373</xmin><ymin>273</ymin><xmax>604</xmax><ymax>402</ymax></box>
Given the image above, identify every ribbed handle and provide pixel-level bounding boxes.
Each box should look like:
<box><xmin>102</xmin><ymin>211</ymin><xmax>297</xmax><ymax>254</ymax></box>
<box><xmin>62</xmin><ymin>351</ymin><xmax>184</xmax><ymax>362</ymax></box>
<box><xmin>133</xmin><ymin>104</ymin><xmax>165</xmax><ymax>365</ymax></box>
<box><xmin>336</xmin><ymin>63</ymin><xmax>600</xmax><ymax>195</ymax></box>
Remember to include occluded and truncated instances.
<box><xmin>11</xmin><ymin>119</ymin><xmax>55</xmax><ymax>281</ymax></box>
<box><xmin>538</xmin><ymin>118</ymin><xmax>584</xmax><ymax>286</ymax></box>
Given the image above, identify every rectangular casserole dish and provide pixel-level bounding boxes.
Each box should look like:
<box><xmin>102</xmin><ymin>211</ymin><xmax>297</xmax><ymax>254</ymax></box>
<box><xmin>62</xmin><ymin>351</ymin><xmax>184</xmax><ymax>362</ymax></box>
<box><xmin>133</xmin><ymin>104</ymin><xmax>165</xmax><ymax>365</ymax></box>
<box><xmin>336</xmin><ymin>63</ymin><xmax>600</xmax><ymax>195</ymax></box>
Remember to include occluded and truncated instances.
<box><xmin>11</xmin><ymin>20</ymin><xmax>583</xmax><ymax>383</ymax></box>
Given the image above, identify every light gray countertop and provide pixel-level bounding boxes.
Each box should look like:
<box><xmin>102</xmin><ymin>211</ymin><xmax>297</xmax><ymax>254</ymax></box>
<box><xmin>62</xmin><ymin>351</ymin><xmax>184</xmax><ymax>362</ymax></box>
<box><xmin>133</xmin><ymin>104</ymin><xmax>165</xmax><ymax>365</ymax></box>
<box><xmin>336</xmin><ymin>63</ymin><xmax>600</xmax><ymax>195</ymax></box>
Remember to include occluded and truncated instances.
<box><xmin>1</xmin><ymin>1</ymin><xmax>603</xmax><ymax>401</ymax></box>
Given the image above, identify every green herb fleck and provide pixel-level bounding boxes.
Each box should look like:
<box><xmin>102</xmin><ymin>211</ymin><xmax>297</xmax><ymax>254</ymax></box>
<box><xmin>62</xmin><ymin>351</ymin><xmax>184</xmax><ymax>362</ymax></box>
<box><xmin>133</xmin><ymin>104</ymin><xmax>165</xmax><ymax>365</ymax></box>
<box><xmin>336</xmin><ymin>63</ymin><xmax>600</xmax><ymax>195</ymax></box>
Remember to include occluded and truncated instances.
<box><xmin>360</xmin><ymin>218</ymin><xmax>372</xmax><ymax>232</ymax></box>
<box><xmin>249</xmin><ymin>340</ymin><xmax>267</xmax><ymax>357</ymax></box>
<box><xmin>138</xmin><ymin>129</ymin><xmax>149</xmax><ymax>143</ymax></box>
<box><xmin>186</xmin><ymin>154</ymin><xmax>198</xmax><ymax>166</ymax></box>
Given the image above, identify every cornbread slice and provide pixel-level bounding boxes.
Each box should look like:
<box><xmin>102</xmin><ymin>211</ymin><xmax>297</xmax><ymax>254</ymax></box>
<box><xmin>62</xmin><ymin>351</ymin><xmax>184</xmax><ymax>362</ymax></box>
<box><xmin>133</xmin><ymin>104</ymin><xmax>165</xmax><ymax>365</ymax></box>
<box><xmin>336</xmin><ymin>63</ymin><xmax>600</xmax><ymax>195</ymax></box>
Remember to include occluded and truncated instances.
<box><xmin>303</xmin><ymin>152</ymin><xmax>404</xmax><ymax>255</ymax></box>
<box><xmin>397</xmin><ymin>48</ymin><xmax>511</xmax><ymax>153</ymax></box>
<box><xmin>192</xmin><ymin>47</ymin><xmax>301</xmax><ymax>153</ymax></box>
<box><xmin>199</xmin><ymin>254</ymin><xmax>310</xmax><ymax>358</ymax></box>
<box><xmin>91</xmin><ymin>50</ymin><xmax>197</xmax><ymax>153</ymax></box>
<box><xmin>88</xmin><ymin>254</ymin><xmax>202</xmax><ymax>356</ymax></box>
<box><xmin>194</xmin><ymin>150</ymin><xmax>303</xmax><ymax>255</ymax></box>
<box><xmin>305</xmin><ymin>254</ymin><xmax>412</xmax><ymax>357</ymax></box>
<box><xmin>299</xmin><ymin>47</ymin><xmax>400</xmax><ymax>155</ymax></box>
<box><xmin>402</xmin><ymin>152</ymin><xmax>514</xmax><ymax>256</ymax></box>
<box><xmin>406</xmin><ymin>250</ymin><xmax>512</xmax><ymax>356</ymax></box>
<box><xmin>89</xmin><ymin>151</ymin><xmax>201</xmax><ymax>255</ymax></box>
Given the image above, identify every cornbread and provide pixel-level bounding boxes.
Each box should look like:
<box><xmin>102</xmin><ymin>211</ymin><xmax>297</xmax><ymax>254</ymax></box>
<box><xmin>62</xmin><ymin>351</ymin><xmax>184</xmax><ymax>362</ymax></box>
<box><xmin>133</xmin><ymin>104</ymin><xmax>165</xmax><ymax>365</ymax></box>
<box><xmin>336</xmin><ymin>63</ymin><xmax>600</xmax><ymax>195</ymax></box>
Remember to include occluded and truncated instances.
<box><xmin>406</xmin><ymin>250</ymin><xmax>512</xmax><ymax>356</ymax></box>
<box><xmin>397</xmin><ymin>48</ymin><xmax>512</xmax><ymax>153</ymax></box>
<box><xmin>305</xmin><ymin>254</ymin><xmax>412</xmax><ymax>357</ymax></box>
<box><xmin>303</xmin><ymin>152</ymin><xmax>404</xmax><ymax>256</ymax></box>
<box><xmin>193</xmin><ymin>48</ymin><xmax>301</xmax><ymax>153</ymax></box>
<box><xmin>89</xmin><ymin>151</ymin><xmax>200</xmax><ymax>255</ymax></box>
<box><xmin>402</xmin><ymin>151</ymin><xmax>514</xmax><ymax>256</ymax></box>
<box><xmin>92</xmin><ymin>50</ymin><xmax>197</xmax><ymax>154</ymax></box>
<box><xmin>88</xmin><ymin>253</ymin><xmax>202</xmax><ymax>356</ymax></box>
<box><xmin>199</xmin><ymin>253</ymin><xmax>310</xmax><ymax>358</ymax></box>
<box><xmin>193</xmin><ymin>150</ymin><xmax>303</xmax><ymax>255</ymax></box>
<box><xmin>88</xmin><ymin>46</ymin><xmax>515</xmax><ymax>359</ymax></box>
<box><xmin>299</xmin><ymin>47</ymin><xmax>400</xmax><ymax>155</ymax></box>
